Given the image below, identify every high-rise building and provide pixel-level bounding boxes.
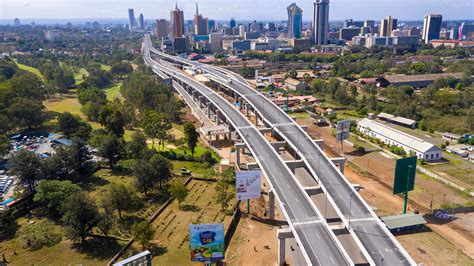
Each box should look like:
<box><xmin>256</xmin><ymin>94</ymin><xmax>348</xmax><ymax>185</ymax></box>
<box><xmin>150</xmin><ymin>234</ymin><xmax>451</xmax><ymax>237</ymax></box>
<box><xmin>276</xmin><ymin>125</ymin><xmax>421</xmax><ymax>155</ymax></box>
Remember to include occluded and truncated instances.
<box><xmin>267</xmin><ymin>22</ymin><xmax>276</xmax><ymax>32</ymax></box>
<box><xmin>340</xmin><ymin>27</ymin><xmax>361</xmax><ymax>41</ymax></box>
<box><xmin>313</xmin><ymin>0</ymin><xmax>330</xmax><ymax>45</ymax></box>
<box><xmin>287</xmin><ymin>3</ymin><xmax>303</xmax><ymax>39</ymax></box>
<box><xmin>208</xmin><ymin>20</ymin><xmax>216</xmax><ymax>32</ymax></box>
<box><xmin>380</xmin><ymin>16</ymin><xmax>397</xmax><ymax>37</ymax></box>
<box><xmin>170</xmin><ymin>4</ymin><xmax>185</xmax><ymax>39</ymax></box>
<box><xmin>364</xmin><ymin>20</ymin><xmax>375</xmax><ymax>28</ymax></box>
<box><xmin>138</xmin><ymin>13</ymin><xmax>145</xmax><ymax>30</ymax></box>
<box><xmin>155</xmin><ymin>19</ymin><xmax>169</xmax><ymax>40</ymax></box>
<box><xmin>422</xmin><ymin>14</ymin><xmax>442</xmax><ymax>44</ymax></box>
<box><xmin>128</xmin><ymin>9</ymin><xmax>136</xmax><ymax>30</ymax></box>
<box><xmin>194</xmin><ymin>3</ymin><xmax>209</xmax><ymax>35</ymax></box>
<box><xmin>210</xmin><ymin>33</ymin><xmax>224</xmax><ymax>52</ymax></box>
<box><xmin>344</xmin><ymin>19</ymin><xmax>363</xmax><ymax>28</ymax></box>
<box><xmin>230</xmin><ymin>18</ymin><xmax>236</xmax><ymax>29</ymax></box>
<box><xmin>13</xmin><ymin>18</ymin><xmax>20</xmax><ymax>26</ymax></box>
<box><xmin>239</xmin><ymin>24</ymin><xmax>247</xmax><ymax>38</ymax></box>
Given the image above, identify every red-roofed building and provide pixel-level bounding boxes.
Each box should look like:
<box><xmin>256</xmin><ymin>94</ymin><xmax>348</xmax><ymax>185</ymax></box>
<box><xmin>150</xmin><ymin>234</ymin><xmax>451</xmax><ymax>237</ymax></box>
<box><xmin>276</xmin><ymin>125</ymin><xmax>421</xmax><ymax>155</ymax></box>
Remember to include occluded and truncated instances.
<box><xmin>430</xmin><ymin>39</ymin><xmax>474</xmax><ymax>48</ymax></box>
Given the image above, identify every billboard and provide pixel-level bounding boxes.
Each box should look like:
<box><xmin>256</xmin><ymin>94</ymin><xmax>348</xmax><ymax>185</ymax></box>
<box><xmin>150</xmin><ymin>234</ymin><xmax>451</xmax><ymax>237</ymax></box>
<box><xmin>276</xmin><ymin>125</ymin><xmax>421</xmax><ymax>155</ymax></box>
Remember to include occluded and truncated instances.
<box><xmin>336</xmin><ymin>131</ymin><xmax>350</xmax><ymax>143</ymax></box>
<box><xmin>336</xmin><ymin>120</ymin><xmax>351</xmax><ymax>132</ymax></box>
<box><xmin>190</xmin><ymin>223</ymin><xmax>225</xmax><ymax>262</ymax></box>
<box><xmin>236</xmin><ymin>171</ymin><xmax>261</xmax><ymax>201</ymax></box>
<box><xmin>393</xmin><ymin>156</ymin><xmax>417</xmax><ymax>194</ymax></box>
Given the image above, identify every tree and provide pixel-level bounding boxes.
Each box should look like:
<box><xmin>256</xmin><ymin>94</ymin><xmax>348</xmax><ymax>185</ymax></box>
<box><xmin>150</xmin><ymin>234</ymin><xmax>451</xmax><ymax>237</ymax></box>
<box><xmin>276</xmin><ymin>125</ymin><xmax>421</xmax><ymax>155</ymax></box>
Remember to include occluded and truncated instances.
<box><xmin>132</xmin><ymin>221</ymin><xmax>156</xmax><ymax>249</ymax></box>
<box><xmin>7</xmin><ymin>98</ymin><xmax>44</xmax><ymax>129</ymax></box>
<box><xmin>111</xmin><ymin>61</ymin><xmax>133</xmax><ymax>79</ymax></box>
<box><xmin>18</xmin><ymin>219</ymin><xmax>62</xmax><ymax>250</ymax></box>
<box><xmin>103</xmin><ymin>183</ymin><xmax>141</xmax><ymax>220</ymax></box>
<box><xmin>467</xmin><ymin>106</ymin><xmax>474</xmax><ymax>132</ymax></box>
<box><xmin>97</xmin><ymin>198</ymin><xmax>115</xmax><ymax>241</ymax></box>
<box><xmin>127</xmin><ymin>132</ymin><xmax>148</xmax><ymax>159</ymax></box>
<box><xmin>150</xmin><ymin>154</ymin><xmax>173</xmax><ymax>189</ymax></box>
<box><xmin>311</xmin><ymin>79</ymin><xmax>326</xmax><ymax>93</ymax></box>
<box><xmin>141</xmin><ymin>110</ymin><xmax>171</xmax><ymax>149</ymax></box>
<box><xmin>133</xmin><ymin>160</ymin><xmax>155</xmax><ymax>195</ymax></box>
<box><xmin>8</xmin><ymin>149</ymin><xmax>42</xmax><ymax>192</ymax></box>
<box><xmin>183</xmin><ymin>123</ymin><xmax>199</xmax><ymax>156</ymax></box>
<box><xmin>0</xmin><ymin>134</ymin><xmax>11</xmax><ymax>157</ymax></box>
<box><xmin>57</xmin><ymin>112</ymin><xmax>92</xmax><ymax>140</ymax></box>
<box><xmin>61</xmin><ymin>192</ymin><xmax>100</xmax><ymax>244</ymax></box>
<box><xmin>95</xmin><ymin>133</ymin><xmax>125</xmax><ymax>169</ymax></box>
<box><xmin>33</xmin><ymin>180</ymin><xmax>81</xmax><ymax>216</ymax></box>
<box><xmin>168</xmin><ymin>180</ymin><xmax>188</xmax><ymax>208</ymax></box>
<box><xmin>215</xmin><ymin>179</ymin><xmax>234</xmax><ymax>212</ymax></box>
<box><xmin>99</xmin><ymin>104</ymin><xmax>126</xmax><ymax>136</ymax></box>
<box><xmin>288</xmin><ymin>69</ymin><xmax>297</xmax><ymax>79</ymax></box>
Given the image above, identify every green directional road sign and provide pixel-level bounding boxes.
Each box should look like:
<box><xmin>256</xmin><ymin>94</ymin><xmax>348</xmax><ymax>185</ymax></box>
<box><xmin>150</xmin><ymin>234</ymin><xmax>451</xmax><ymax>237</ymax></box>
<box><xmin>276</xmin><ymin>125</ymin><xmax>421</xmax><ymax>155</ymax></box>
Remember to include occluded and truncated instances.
<box><xmin>393</xmin><ymin>156</ymin><xmax>417</xmax><ymax>195</ymax></box>
<box><xmin>394</xmin><ymin>156</ymin><xmax>417</xmax><ymax>214</ymax></box>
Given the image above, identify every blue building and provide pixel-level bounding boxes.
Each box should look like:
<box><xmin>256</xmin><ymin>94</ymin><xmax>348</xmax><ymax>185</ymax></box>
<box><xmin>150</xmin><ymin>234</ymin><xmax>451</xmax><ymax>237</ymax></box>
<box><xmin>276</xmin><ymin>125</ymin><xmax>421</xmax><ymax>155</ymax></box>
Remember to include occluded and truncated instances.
<box><xmin>287</xmin><ymin>3</ymin><xmax>303</xmax><ymax>39</ymax></box>
<box><xmin>422</xmin><ymin>14</ymin><xmax>442</xmax><ymax>44</ymax></box>
<box><xmin>231</xmin><ymin>40</ymin><xmax>251</xmax><ymax>51</ymax></box>
<box><xmin>230</xmin><ymin>18</ymin><xmax>236</xmax><ymax>29</ymax></box>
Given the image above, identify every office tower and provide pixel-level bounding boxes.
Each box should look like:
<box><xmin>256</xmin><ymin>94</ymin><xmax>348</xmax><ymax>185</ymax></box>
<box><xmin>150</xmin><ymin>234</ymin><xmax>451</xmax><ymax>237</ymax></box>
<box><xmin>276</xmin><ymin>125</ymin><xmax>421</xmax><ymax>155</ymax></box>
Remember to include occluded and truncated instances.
<box><xmin>230</xmin><ymin>18</ymin><xmax>236</xmax><ymax>28</ymax></box>
<box><xmin>344</xmin><ymin>19</ymin><xmax>363</xmax><ymax>28</ymax></box>
<box><xmin>422</xmin><ymin>14</ymin><xmax>442</xmax><ymax>44</ymax></box>
<box><xmin>128</xmin><ymin>9</ymin><xmax>136</xmax><ymax>30</ymax></box>
<box><xmin>138</xmin><ymin>13</ymin><xmax>145</xmax><ymax>30</ymax></box>
<box><xmin>408</xmin><ymin>27</ymin><xmax>421</xmax><ymax>36</ymax></box>
<box><xmin>194</xmin><ymin>3</ymin><xmax>209</xmax><ymax>35</ymax></box>
<box><xmin>250</xmin><ymin>20</ymin><xmax>260</xmax><ymax>32</ymax></box>
<box><xmin>155</xmin><ymin>19</ymin><xmax>170</xmax><ymax>40</ymax></box>
<box><xmin>13</xmin><ymin>18</ymin><xmax>20</xmax><ymax>26</ymax></box>
<box><xmin>267</xmin><ymin>22</ymin><xmax>276</xmax><ymax>32</ymax></box>
<box><xmin>170</xmin><ymin>4</ymin><xmax>185</xmax><ymax>39</ymax></box>
<box><xmin>313</xmin><ymin>0</ymin><xmax>330</xmax><ymax>45</ymax></box>
<box><xmin>210</xmin><ymin>33</ymin><xmax>224</xmax><ymax>52</ymax></box>
<box><xmin>340</xmin><ymin>27</ymin><xmax>361</xmax><ymax>41</ymax></box>
<box><xmin>380</xmin><ymin>16</ymin><xmax>397</xmax><ymax>37</ymax></box>
<box><xmin>208</xmin><ymin>20</ymin><xmax>216</xmax><ymax>32</ymax></box>
<box><xmin>287</xmin><ymin>3</ymin><xmax>303</xmax><ymax>39</ymax></box>
<box><xmin>364</xmin><ymin>20</ymin><xmax>375</xmax><ymax>28</ymax></box>
<box><xmin>239</xmin><ymin>24</ymin><xmax>247</xmax><ymax>38</ymax></box>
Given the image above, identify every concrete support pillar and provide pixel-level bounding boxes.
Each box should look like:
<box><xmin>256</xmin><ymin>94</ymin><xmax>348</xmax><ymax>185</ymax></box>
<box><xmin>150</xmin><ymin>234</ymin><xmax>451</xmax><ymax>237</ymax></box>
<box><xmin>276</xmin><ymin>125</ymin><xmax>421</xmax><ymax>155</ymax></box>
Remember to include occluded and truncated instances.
<box><xmin>246</xmin><ymin>105</ymin><xmax>250</xmax><ymax>117</ymax></box>
<box><xmin>216</xmin><ymin>110</ymin><xmax>221</xmax><ymax>125</ymax></box>
<box><xmin>255</xmin><ymin>112</ymin><xmax>259</xmax><ymax>126</ymax></box>
<box><xmin>207</xmin><ymin>105</ymin><xmax>211</xmax><ymax>117</ymax></box>
<box><xmin>268</xmin><ymin>189</ymin><xmax>275</xmax><ymax>220</ymax></box>
<box><xmin>277</xmin><ymin>228</ymin><xmax>293</xmax><ymax>266</ymax></box>
<box><xmin>330</xmin><ymin>158</ymin><xmax>346</xmax><ymax>174</ymax></box>
<box><xmin>339</xmin><ymin>163</ymin><xmax>344</xmax><ymax>174</ymax></box>
<box><xmin>235</xmin><ymin>147</ymin><xmax>240</xmax><ymax>167</ymax></box>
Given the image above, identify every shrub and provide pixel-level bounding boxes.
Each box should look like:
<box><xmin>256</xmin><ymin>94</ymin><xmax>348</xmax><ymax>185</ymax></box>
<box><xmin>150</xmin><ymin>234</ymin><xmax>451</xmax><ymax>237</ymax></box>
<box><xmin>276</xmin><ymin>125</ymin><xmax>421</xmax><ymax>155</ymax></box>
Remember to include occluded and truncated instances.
<box><xmin>18</xmin><ymin>220</ymin><xmax>62</xmax><ymax>250</ymax></box>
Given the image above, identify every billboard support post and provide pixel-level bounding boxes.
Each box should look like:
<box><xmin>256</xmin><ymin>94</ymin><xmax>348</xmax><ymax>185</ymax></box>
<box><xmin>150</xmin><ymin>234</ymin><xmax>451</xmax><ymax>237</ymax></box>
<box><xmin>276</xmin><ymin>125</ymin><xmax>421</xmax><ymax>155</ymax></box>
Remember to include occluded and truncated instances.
<box><xmin>247</xmin><ymin>199</ymin><xmax>250</xmax><ymax>214</ymax></box>
<box><xmin>403</xmin><ymin>165</ymin><xmax>414</xmax><ymax>214</ymax></box>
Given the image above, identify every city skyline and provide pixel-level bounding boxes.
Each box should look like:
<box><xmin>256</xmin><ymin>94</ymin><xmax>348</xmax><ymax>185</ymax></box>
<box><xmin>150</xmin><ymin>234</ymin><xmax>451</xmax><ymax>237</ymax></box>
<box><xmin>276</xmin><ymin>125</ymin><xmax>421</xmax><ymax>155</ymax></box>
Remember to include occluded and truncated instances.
<box><xmin>0</xmin><ymin>0</ymin><xmax>472</xmax><ymax>21</ymax></box>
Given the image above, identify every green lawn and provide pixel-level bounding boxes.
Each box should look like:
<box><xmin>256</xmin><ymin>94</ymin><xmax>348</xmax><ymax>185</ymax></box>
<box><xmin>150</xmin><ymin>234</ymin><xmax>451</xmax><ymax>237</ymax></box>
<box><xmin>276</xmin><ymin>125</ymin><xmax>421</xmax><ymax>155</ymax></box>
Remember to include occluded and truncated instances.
<box><xmin>100</xmin><ymin>64</ymin><xmax>111</xmax><ymax>71</ymax></box>
<box><xmin>105</xmin><ymin>82</ymin><xmax>124</xmax><ymax>101</ymax></box>
<box><xmin>14</xmin><ymin>60</ymin><xmax>45</xmax><ymax>81</ymax></box>
<box><xmin>74</xmin><ymin>68</ymin><xmax>88</xmax><ymax>85</ymax></box>
<box><xmin>123</xmin><ymin>179</ymin><xmax>235</xmax><ymax>265</ymax></box>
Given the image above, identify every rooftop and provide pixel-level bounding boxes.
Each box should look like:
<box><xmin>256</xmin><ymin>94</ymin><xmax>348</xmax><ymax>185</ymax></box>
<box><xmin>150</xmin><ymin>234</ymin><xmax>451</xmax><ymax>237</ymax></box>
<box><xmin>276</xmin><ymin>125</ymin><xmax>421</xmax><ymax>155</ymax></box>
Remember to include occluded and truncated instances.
<box><xmin>381</xmin><ymin>213</ymin><xmax>426</xmax><ymax>230</ymax></box>
<box><xmin>284</xmin><ymin>78</ymin><xmax>302</xmax><ymax>86</ymax></box>
<box><xmin>358</xmin><ymin>118</ymin><xmax>440</xmax><ymax>153</ymax></box>
<box><xmin>383</xmin><ymin>73</ymin><xmax>464</xmax><ymax>84</ymax></box>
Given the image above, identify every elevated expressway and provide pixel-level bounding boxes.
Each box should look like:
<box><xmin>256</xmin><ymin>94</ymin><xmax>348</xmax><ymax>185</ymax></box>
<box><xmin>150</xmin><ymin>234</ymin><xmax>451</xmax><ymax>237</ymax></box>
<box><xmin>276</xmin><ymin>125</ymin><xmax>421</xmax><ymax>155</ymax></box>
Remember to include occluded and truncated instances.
<box><xmin>143</xmin><ymin>38</ymin><xmax>353</xmax><ymax>266</ymax></box>
<box><xmin>145</xmin><ymin>35</ymin><xmax>415</xmax><ymax>266</ymax></box>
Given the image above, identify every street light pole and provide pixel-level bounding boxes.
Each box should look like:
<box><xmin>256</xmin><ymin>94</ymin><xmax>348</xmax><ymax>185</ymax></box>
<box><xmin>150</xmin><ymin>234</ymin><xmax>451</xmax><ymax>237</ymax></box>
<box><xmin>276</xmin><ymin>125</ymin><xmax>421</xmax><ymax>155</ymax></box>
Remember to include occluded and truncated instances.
<box><xmin>349</xmin><ymin>190</ymin><xmax>355</xmax><ymax>229</ymax></box>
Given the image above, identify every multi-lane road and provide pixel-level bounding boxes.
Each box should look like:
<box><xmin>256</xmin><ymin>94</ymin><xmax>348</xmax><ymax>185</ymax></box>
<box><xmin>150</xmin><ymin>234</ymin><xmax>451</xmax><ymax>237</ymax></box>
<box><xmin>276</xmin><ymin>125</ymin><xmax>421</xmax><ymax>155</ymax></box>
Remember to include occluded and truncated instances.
<box><xmin>144</xmin><ymin>34</ymin><xmax>415</xmax><ymax>265</ymax></box>
<box><xmin>143</xmin><ymin>38</ymin><xmax>352</xmax><ymax>265</ymax></box>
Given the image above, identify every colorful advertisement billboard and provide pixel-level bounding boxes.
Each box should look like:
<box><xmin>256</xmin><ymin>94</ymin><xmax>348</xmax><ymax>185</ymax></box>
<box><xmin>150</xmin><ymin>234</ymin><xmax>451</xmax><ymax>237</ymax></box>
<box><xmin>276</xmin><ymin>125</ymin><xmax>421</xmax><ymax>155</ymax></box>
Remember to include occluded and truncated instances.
<box><xmin>189</xmin><ymin>223</ymin><xmax>225</xmax><ymax>262</ymax></box>
<box><xmin>236</xmin><ymin>171</ymin><xmax>261</xmax><ymax>201</ymax></box>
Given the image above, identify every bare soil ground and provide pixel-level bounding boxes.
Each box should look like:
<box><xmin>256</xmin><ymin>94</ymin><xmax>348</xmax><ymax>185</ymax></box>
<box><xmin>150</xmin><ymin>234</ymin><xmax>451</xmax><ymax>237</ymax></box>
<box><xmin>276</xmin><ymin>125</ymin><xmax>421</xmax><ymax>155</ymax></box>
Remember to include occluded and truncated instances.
<box><xmin>298</xmin><ymin>118</ymin><xmax>474</xmax><ymax>262</ymax></box>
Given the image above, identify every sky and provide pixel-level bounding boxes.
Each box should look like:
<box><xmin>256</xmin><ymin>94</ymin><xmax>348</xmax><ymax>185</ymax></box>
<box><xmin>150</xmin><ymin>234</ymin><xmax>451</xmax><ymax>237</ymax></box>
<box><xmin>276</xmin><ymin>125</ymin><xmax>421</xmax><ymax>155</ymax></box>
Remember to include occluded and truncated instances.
<box><xmin>0</xmin><ymin>0</ymin><xmax>473</xmax><ymax>21</ymax></box>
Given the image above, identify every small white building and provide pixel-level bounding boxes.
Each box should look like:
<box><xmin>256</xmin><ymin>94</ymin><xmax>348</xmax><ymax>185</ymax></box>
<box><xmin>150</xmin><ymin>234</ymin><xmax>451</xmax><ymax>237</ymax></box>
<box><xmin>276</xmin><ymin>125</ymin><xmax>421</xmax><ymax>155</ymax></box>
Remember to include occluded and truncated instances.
<box><xmin>441</xmin><ymin>132</ymin><xmax>462</xmax><ymax>142</ymax></box>
<box><xmin>357</xmin><ymin>118</ymin><xmax>442</xmax><ymax>161</ymax></box>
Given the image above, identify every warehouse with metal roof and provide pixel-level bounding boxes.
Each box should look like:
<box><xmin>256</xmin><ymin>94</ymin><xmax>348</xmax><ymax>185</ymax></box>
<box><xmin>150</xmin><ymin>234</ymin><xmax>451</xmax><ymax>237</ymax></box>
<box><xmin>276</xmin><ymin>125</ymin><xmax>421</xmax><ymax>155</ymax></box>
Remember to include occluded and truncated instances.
<box><xmin>357</xmin><ymin>118</ymin><xmax>442</xmax><ymax>161</ymax></box>
<box><xmin>382</xmin><ymin>213</ymin><xmax>427</xmax><ymax>235</ymax></box>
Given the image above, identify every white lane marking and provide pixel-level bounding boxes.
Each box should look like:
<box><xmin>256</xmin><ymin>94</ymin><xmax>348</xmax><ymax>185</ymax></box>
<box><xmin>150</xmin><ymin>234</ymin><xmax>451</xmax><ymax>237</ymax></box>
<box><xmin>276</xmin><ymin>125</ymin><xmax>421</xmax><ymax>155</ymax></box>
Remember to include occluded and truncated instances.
<box><xmin>316</xmin><ymin>233</ymin><xmax>321</xmax><ymax>239</ymax></box>
<box><xmin>295</xmin><ymin>197</ymin><xmax>299</xmax><ymax>203</ymax></box>
<box><xmin>286</xmin><ymin>183</ymin><xmax>290</xmax><ymax>188</ymax></box>
<box><xmin>329</xmin><ymin>256</ymin><xmax>335</xmax><ymax>264</ymax></box>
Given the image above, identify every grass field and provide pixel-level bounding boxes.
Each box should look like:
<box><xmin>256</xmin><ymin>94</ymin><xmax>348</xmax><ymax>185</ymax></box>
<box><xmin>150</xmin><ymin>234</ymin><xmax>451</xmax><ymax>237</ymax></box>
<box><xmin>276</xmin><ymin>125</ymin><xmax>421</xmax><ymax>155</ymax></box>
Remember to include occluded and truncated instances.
<box><xmin>74</xmin><ymin>68</ymin><xmax>88</xmax><ymax>85</ymax></box>
<box><xmin>123</xmin><ymin>179</ymin><xmax>235</xmax><ymax>265</ymax></box>
<box><xmin>14</xmin><ymin>60</ymin><xmax>45</xmax><ymax>81</ymax></box>
<box><xmin>424</xmin><ymin>152</ymin><xmax>474</xmax><ymax>190</ymax></box>
<box><xmin>397</xmin><ymin>231</ymin><xmax>473</xmax><ymax>265</ymax></box>
<box><xmin>105</xmin><ymin>82</ymin><xmax>124</xmax><ymax>101</ymax></box>
<box><xmin>101</xmin><ymin>64</ymin><xmax>111</xmax><ymax>71</ymax></box>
